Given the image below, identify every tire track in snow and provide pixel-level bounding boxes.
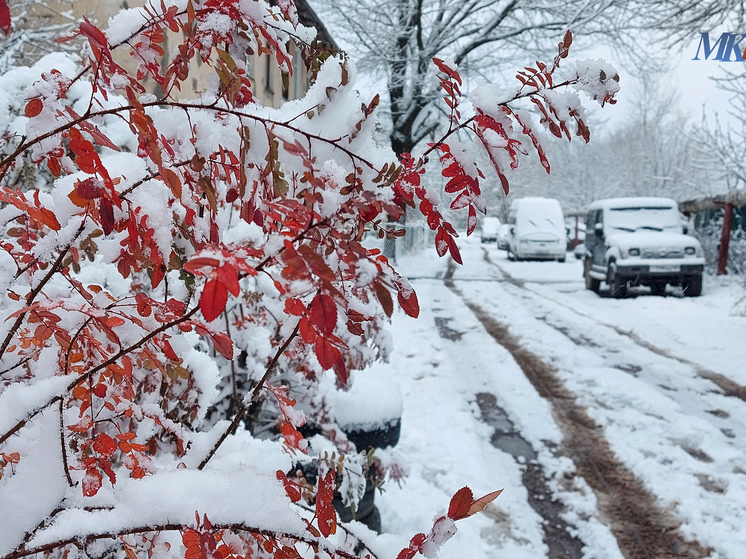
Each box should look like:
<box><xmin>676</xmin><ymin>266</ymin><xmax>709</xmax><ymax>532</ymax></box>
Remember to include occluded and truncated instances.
<box><xmin>475</xmin><ymin>392</ymin><xmax>585</xmax><ymax>559</ymax></box>
<box><xmin>484</xmin><ymin>251</ymin><xmax>746</xmax><ymax>404</ymax></box>
<box><xmin>443</xmin><ymin>261</ymin><xmax>712</xmax><ymax>559</ymax></box>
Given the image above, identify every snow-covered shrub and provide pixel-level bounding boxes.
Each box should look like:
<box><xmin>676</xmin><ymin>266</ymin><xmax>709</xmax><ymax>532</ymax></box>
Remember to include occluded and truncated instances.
<box><xmin>693</xmin><ymin>210</ymin><xmax>746</xmax><ymax>276</ymax></box>
<box><xmin>0</xmin><ymin>3</ymin><xmax>617</xmax><ymax>556</ymax></box>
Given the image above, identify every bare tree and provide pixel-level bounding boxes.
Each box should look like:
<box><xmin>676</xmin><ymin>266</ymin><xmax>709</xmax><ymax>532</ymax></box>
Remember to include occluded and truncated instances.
<box><xmin>312</xmin><ymin>0</ymin><xmax>630</xmax><ymax>155</ymax></box>
<box><xmin>0</xmin><ymin>0</ymin><xmax>76</xmax><ymax>72</ymax></box>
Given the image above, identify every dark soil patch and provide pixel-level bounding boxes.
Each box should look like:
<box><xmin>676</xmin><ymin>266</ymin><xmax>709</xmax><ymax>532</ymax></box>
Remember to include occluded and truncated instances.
<box><xmin>445</xmin><ymin>260</ymin><xmax>712</xmax><ymax>559</ymax></box>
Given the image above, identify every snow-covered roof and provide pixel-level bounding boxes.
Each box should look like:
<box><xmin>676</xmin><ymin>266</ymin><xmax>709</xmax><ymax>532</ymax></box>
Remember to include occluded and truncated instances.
<box><xmin>587</xmin><ymin>197</ymin><xmax>678</xmax><ymax>211</ymax></box>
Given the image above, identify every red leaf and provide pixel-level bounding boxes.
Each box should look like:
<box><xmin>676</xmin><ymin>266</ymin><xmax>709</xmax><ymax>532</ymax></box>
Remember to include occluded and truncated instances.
<box><xmin>316</xmin><ymin>471</ymin><xmax>337</xmax><ymax>537</ymax></box>
<box><xmin>200</xmin><ymin>279</ymin><xmax>228</xmax><ymax>322</ymax></box>
<box><xmin>216</xmin><ymin>264</ymin><xmax>240</xmax><ymax>297</ymax></box>
<box><xmin>25</xmin><ymin>98</ymin><xmax>43</xmax><ymax>118</ymax></box>
<box><xmin>210</xmin><ymin>331</ymin><xmax>234</xmax><ymax>359</ymax></box>
<box><xmin>284</xmin><ymin>298</ymin><xmax>306</xmax><ymax>317</ymax></box>
<box><xmin>182</xmin><ymin>529</ymin><xmax>207</xmax><ymax>559</ymax></box>
<box><xmin>47</xmin><ymin>157</ymin><xmax>61</xmax><ymax>177</ymax></box>
<box><xmin>0</xmin><ymin>0</ymin><xmax>10</xmax><ymax>35</ymax></box>
<box><xmin>92</xmin><ymin>383</ymin><xmax>107</xmax><ymax>398</ymax></box>
<box><xmin>184</xmin><ymin>257</ymin><xmax>220</xmax><ymax>275</ymax></box>
<box><xmin>82</xmin><ymin>468</ymin><xmax>102</xmax><ymax>497</ymax></box>
<box><xmin>373</xmin><ymin>281</ymin><xmax>394</xmax><ymax>318</ymax></box>
<box><xmin>77</xmin><ymin>177</ymin><xmax>104</xmax><ymax>199</ymax></box>
<box><xmin>310</xmin><ymin>293</ymin><xmax>337</xmax><ymax>336</ymax></box>
<box><xmin>397</xmin><ymin>286</ymin><xmax>419</xmax><ymax>318</ymax></box>
<box><xmin>299</xmin><ymin>316</ymin><xmax>317</xmax><ymax>343</ymax></box>
<box><xmin>80</xmin><ymin>18</ymin><xmax>111</xmax><ymax>60</ymax></box>
<box><xmin>162</xmin><ymin>168</ymin><xmax>182</xmax><ymax>199</ymax></box>
<box><xmin>93</xmin><ymin>432</ymin><xmax>118</xmax><ymax>456</ymax></box>
<box><xmin>466</xmin><ymin>489</ymin><xmax>503</xmax><ymax>517</ymax></box>
<box><xmin>448</xmin><ymin>486</ymin><xmax>474</xmax><ymax>520</ymax></box>
<box><xmin>99</xmin><ymin>197</ymin><xmax>115</xmax><ymax>235</ymax></box>
<box><xmin>161</xmin><ymin>339</ymin><xmax>178</xmax><ymax>361</ymax></box>
<box><xmin>276</xmin><ymin>470</ymin><xmax>302</xmax><ymax>502</ymax></box>
<box><xmin>280</xmin><ymin>422</ymin><xmax>306</xmax><ymax>451</ymax></box>
<box><xmin>314</xmin><ymin>337</ymin><xmax>342</xmax><ymax>370</ymax></box>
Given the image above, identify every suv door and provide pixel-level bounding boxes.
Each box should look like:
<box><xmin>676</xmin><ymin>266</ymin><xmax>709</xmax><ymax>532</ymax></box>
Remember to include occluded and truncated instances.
<box><xmin>590</xmin><ymin>209</ymin><xmax>607</xmax><ymax>268</ymax></box>
<box><xmin>585</xmin><ymin>210</ymin><xmax>598</xmax><ymax>262</ymax></box>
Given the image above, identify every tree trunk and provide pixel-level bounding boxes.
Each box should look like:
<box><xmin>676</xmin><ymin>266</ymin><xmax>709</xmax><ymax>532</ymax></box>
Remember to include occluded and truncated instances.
<box><xmin>717</xmin><ymin>203</ymin><xmax>733</xmax><ymax>276</ymax></box>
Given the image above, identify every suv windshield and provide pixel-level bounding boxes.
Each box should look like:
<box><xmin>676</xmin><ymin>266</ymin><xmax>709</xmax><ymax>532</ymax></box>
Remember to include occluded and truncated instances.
<box><xmin>606</xmin><ymin>206</ymin><xmax>681</xmax><ymax>234</ymax></box>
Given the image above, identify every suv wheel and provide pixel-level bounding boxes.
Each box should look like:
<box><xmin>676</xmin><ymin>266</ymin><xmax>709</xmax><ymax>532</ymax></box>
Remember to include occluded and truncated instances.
<box><xmin>584</xmin><ymin>259</ymin><xmax>600</xmax><ymax>293</ymax></box>
<box><xmin>650</xmin><ymin>282</ymin><xmax>666</xmax><ymax>296</ymax></box>
<box><xmin>608</xmin><ymin>262</ymin><xmax>627</xmax><ymax>298</ymax></box>
<box><xmin>683</xmin><ymin>275</ymin><xmax>702</xmax><ymax>297</ymax></box>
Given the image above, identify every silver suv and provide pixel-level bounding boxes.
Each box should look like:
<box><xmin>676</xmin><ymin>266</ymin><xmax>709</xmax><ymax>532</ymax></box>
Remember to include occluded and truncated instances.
<box><xmin>582</xmin><ymin>197</ymin><xmax>705</xmax><ymax>298</ymax></box>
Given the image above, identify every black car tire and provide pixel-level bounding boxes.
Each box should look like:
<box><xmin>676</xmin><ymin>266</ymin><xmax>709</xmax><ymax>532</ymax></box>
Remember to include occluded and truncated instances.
<box><xmin>608</xmin><ymin>263</ymin><xmax>627</xmax><ymax>298</ymax></box>
<box><xmin>558</xmin><ymin>256</ymin><xmax>566</xmax><ymax>263</ymax></box>
<box><xmin>650</xmin><ymin>282</ymin><xmax>666</xmax><ymax>296</ymax></box>
<box><xmin>584</xmin><ymin>259</ymin><xmax>600</xmax><ymax>293</ymax></box>
<box><xmin>683</xmin><ymin>275</ymin><xmax>702</xmax><ymax>297</ymax></box>
<box><xmin>343</xmin><ymin>418</ymin><xmax>401</xmax><ymax>453</ymax></box>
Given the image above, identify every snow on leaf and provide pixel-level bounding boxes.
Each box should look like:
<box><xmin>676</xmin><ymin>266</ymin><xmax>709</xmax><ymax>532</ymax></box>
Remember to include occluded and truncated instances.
<box><xmin>209</xmin><ymin>331</ymin><xmax>234</xmax><ymax>360</ymax></box>
<box><xmin>316</xmin><ymin>471</ymin><xmax>337</xmax><ymax>537</ymax></box>
<box><xmin>82</xmin><ymin>468</ymin><xmax>103</xmax><ymax>497</ymax></box>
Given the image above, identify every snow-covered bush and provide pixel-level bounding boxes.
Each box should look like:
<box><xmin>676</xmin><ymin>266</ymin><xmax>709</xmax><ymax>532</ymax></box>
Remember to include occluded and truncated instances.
<box><xmin>694</xmin><ymin>211</ymin><xmax>746</xmax><ymax>276</ymax></box>
<box><xmin>0</xmin><ymin>2</ymin><xmax>618</xmax><ymax>557</ymax></box>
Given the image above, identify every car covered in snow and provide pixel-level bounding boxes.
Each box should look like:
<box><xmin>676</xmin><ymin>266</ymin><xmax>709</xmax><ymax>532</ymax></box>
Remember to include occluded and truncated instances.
<box><xmin>507</xmin><ymin>197</ymin><xmax>567</xmax><ymax>261</ymax></box>
<box><xmin>582</xmin><ymin>197</ymin><xmax>705</xmax><ymax>297</ymax></box>
<box><xmin>480</xmin><ymin>216</ymin><xmax>501</xmax><ymax>243</ymax></box>
<box><xmin>497</xmin><ymin>223</ymin><xmax>512</xmax><ymax>250</ymax></box>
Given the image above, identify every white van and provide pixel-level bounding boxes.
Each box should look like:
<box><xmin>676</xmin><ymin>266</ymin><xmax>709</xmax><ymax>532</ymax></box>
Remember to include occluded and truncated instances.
<box><xmin>507</xmin><ymin>197</ymin><xmax>567</xmax><ymax>262</ymax></box>
<box><xmin>480</xmin><ymin>216</ymin><xmax>501</xmax><ymax>243</ymax></box>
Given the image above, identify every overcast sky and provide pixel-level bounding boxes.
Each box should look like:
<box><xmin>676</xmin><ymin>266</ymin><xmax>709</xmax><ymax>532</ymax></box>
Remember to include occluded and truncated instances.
<box><xmin>579</xmin><ymin>33</ymin><xmax>740</xmax><ymax>132</ymax></box>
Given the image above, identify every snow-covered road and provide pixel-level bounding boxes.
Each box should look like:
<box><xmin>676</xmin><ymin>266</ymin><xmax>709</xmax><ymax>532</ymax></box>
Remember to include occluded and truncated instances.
<box><xmin>365</xmin><ymin>238</ymin><xmax>746</xmax><ymax>559</ymax></box>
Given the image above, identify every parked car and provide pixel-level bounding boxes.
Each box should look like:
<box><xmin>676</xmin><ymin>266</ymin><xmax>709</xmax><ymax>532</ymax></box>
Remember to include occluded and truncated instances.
<box><xmin>507</xmin><ymin>197</ymin><xmax>567</xmax><ymax>262</ymax></box>
<box><xmin>497</xmin><ymin>223</ymin><xmax>512</xmax><ymax>250</ymax></box>
<box><xmin>582</xmin><ymin>197</ymin><xmax>705</xmax><ymax>298</ymax></box>
<box><xmin>480</xmin><ymin>216</ymin><xmax>501</xmax><ymax>243</ymax></box>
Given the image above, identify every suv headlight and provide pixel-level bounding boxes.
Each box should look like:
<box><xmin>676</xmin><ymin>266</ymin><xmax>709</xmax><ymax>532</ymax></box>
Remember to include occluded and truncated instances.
<box><xmin>622</xmin><ymin>248</ymin><xmax>640</xmax><ymax>258</ymax></box>
<box><xmin>685</xmin><ymin>247</ymin><xmax>696</xmax><ymax>256</ymax></box>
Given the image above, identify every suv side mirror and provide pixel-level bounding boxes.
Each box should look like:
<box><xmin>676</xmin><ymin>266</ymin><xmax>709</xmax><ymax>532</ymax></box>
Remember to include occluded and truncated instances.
<box><xmin>682</xmin><ymin>224</ymin><xmax>689</xmax><ymax>235</ymax></box>
<box><xmin>510</xmin><ymin>226</ymin><xmax>515</xmax><ymax>236</ymax></box>
<box><xmin>594</xmin><ymin>222</ymin><xmax>604</xmax><ymax>237</ymax></box>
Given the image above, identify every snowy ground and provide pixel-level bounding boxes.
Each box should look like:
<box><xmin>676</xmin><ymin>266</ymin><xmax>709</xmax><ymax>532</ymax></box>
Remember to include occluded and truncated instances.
<box><xmin>364</xmin><ymin>237</ymin><xmax>746</xmax><ymax>559</ymax></box>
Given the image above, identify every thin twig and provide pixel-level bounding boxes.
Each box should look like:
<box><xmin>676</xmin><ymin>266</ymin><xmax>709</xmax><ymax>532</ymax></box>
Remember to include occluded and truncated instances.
<box><xmin>4</xmin><ymin>521</ymin><xmax>369</xmax><ymax>559</ymax></box>
<box><xmin>198</xmin><ymin>320</ymin><xmax>301</xmax><ymax>470</ymax></box>
<box><xmin>59</xmin><ymin>398</ymin><xmax>74</xmax><ymax>487</ymax></box>
<box><xmin>0</xmin><ymin>306</ymin><xmax>199</xmax><ymax>448</ymax></box>
<box><xmin>0</xmin><ymin>222</ymin><xmax>86</xmax><ymax>360</ymax></box>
